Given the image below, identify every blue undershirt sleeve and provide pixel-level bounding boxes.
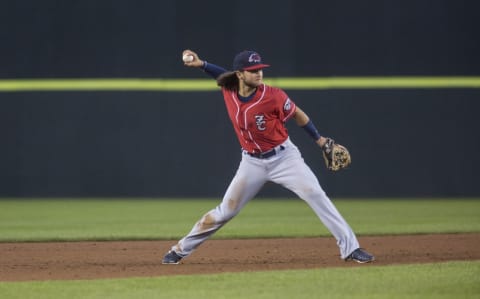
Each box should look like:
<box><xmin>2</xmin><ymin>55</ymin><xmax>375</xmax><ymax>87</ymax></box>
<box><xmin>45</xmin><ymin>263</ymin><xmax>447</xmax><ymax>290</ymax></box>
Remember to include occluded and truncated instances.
<box><xmin>202</xmin><ymin>61</ymin><xmax>228</xmax><ymax>79</ymax></box>
<box><xmin>302</xmin><ymin>120</ymin><xmax>322</xmax><ymax>141</ymax></box>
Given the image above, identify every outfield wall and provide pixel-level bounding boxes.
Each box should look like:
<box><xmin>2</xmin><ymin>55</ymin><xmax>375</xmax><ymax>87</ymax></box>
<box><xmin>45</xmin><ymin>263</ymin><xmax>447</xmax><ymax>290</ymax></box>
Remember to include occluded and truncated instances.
<box><xmin>2</xmin><ymin>89</ymin><xmax>479</xmax><ymax>197</ymax></box>
<box><xmin>2</xmin><ymin>1</ymin><xmax>479</xmax><ymax>197</ymax></box>
<box><xmin>2</xmin><ymin>0</ymin><xmax>479</xmax><ymax>78</ymax></box>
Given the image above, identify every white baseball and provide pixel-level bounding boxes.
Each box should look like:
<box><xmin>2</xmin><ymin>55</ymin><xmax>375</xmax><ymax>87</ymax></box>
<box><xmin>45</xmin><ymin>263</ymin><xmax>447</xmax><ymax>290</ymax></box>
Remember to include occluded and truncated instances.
<box><xmin>182</xmin><ymin>54</ymin><xmax>194</xmax><ymax>63</ymax></box>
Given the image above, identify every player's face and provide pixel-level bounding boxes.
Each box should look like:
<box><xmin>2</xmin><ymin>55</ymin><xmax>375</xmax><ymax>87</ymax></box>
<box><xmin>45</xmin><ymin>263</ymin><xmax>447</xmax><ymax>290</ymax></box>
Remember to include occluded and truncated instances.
<box><xmin>240</xmin><ymin>69</ymin><xmax>263</xmax><ymax>88</ymax></box>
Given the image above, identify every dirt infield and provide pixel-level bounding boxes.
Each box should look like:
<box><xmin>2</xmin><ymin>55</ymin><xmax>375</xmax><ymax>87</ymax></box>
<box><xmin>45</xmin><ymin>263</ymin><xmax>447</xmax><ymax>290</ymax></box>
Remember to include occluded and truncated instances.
<box><xmin>1</xmin><ymin>233</ymin><xmax>479</xmax><ymax>281</ymax></box>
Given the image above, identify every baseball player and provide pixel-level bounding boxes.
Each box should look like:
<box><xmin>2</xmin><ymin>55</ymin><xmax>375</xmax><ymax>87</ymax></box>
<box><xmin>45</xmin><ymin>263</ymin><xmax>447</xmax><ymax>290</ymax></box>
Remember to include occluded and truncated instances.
<box><xmin>162</xmin><ymin>49</ymin><xmax>374</xmax><ymax>264</ymax></box>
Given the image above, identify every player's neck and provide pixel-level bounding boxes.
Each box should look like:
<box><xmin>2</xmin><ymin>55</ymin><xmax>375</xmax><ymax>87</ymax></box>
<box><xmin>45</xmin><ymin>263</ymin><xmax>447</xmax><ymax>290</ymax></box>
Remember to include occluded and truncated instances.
<box><xmin>238</xmin><ymin>84</ymin><xmax>257</xmax><ymax>98</ymax></box>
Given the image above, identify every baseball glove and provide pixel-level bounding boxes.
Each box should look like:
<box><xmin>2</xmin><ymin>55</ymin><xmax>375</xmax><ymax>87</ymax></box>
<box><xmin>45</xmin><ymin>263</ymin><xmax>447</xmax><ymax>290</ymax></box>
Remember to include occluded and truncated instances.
<box><xmin>322</xmin><ymin>138</ymin><xmax>351</xmax><ymax>171</ymax></box>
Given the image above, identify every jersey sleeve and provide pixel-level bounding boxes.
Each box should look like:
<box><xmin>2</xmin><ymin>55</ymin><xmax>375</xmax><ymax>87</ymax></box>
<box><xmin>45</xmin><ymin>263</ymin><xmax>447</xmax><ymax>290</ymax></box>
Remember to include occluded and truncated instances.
<box><xmin>277</xmin><ymin>89</ymin><xmax>296</xmax><ymax>122</ymax></box>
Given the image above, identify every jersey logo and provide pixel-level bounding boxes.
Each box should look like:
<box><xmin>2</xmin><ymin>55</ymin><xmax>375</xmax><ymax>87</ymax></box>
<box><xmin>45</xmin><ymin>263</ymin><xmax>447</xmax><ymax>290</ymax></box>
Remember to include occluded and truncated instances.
<box><xmin>284</xmin><ymin>98</ymin><xmax>292</xmax><ymax>111</ymax></box>
<box><xmin>254</xmin><ymin>114</ymin><xmax>266</xmax><ymax>131</ymax></box>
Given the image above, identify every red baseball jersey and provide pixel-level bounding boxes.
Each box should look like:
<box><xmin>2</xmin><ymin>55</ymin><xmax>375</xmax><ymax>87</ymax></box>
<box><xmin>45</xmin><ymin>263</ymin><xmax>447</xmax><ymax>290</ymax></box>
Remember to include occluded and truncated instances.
<box><xmin>222</xmin><ymin>84</ymin><xmax>296</xmax><ymax>153</ymax></box>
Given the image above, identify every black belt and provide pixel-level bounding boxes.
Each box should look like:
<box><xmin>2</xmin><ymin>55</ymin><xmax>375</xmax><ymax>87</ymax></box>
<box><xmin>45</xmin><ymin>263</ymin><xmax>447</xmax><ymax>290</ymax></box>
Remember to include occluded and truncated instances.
<box><xmin>247</xmin><ymin>145</ymin><xmax>285</xmax><ymax>159</ymax></box>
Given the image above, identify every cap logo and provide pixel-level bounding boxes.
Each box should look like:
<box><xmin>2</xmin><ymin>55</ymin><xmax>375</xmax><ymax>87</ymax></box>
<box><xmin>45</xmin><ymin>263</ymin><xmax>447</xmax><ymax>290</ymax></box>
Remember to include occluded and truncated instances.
<box><xmin>248</xmin><ymin>53</ymin><xmax>261</xmax><ymax>63</ymax></box>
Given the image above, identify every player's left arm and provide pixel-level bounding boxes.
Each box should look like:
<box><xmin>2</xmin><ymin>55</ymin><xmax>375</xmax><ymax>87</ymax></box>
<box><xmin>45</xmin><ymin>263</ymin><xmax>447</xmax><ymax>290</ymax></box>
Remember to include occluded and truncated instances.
<box><xmin>294</xmin><ymin>106</ymin><xmax>352</xmax><ymax>171</ymax></box>
<box><xmin>293</xmin><ymin>106</ymin><xmax>328</xmax><ymax>148</ymax></box>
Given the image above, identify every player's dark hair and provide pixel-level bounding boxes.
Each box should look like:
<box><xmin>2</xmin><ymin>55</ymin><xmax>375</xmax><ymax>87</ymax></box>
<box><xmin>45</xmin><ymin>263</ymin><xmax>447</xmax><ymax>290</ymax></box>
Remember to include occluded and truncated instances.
<box><xmin>217</xmin><ymin>71</ymin><xmax>238</xmax><ymax>91</ymax></box>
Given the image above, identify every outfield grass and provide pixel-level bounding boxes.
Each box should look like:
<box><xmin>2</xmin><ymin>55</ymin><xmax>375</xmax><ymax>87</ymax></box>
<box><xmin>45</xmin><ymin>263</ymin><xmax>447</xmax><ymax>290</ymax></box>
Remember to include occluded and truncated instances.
<box><xmin>0</xmin><ymin>261</ymin><xmax>478</xmax><ymax>299</ymax></box>
<box><xmin>0</xmin><ymin>198</ymin><xmax>479</xmax><ymax>242</ymax></box>
<box><xmin>0</xmin><ymin>198</ymin><xmax>479</xmax><ymax>298</ymax></box>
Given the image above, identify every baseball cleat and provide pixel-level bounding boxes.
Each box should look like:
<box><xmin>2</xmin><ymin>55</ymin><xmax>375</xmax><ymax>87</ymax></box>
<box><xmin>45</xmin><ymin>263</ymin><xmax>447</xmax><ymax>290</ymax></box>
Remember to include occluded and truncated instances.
<box><xmin>162</xmin><ymin>250</ymin><xmax>183</xmax><ymax>264</ymax></box>
<box><xmin>345</xmin><ymin>248</ymin><xmax>375</xmax><ymax>263</ymax></box>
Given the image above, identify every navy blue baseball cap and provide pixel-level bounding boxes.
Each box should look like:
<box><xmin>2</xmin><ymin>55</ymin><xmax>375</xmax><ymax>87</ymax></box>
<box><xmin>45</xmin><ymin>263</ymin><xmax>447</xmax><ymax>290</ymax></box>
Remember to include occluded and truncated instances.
<box><xmin>233</xmin><ymin>50</ymin><xmax>270</xmax><ymax>71</ymax></box>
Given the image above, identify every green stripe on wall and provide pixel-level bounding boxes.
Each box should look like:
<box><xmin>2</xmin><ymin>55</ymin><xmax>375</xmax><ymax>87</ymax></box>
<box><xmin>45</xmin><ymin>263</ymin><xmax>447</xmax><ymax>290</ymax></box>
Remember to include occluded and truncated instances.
<box><xmin>1</xmin><ymin>77</ymin><xmax>480</xmax><ymax>92</ymax></box>
<box><xmin>268</xmin><ymin>77</ymin><xmax>480</xmax><ymax>89</ymax></box>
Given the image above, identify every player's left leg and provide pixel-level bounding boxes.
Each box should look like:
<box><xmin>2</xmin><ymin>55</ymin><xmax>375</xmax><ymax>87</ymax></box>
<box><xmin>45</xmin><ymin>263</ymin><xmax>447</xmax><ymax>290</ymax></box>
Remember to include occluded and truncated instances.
<box><xmin>268</xmin><ymin>140</ymin><xmax>360</xmax><ymax>259</ymax></box>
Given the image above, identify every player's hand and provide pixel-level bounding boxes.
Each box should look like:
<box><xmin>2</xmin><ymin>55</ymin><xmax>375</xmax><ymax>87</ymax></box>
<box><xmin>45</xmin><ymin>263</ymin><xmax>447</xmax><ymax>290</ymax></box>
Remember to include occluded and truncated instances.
<box><xmin>182</xmin><ymin>49</ymin><xmax>204</xmax><ymax>68</ymax></box>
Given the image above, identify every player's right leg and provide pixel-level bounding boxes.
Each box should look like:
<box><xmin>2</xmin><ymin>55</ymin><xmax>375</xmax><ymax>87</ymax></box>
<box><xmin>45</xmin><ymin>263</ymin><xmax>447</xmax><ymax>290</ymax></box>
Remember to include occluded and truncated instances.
<box><xmin>163</xmin><ymin>155</ymin><xmax>267</xmax><ymax>263</ymax></box>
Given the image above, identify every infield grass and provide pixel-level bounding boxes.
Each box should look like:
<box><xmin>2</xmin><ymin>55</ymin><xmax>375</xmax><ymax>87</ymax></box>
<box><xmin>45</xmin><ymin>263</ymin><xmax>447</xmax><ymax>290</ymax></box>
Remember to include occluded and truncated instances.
<box><xmin>0</xmin><ymin>261</ymin><xmax>478</xmax><ymax>299</ymax></box>
<box><xmin>0</xmin><ymin>198</ymin><xmax>479</xmax><ymax>242</ymax></box>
